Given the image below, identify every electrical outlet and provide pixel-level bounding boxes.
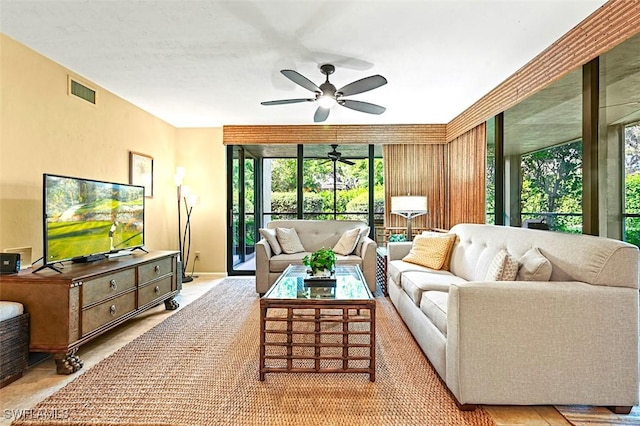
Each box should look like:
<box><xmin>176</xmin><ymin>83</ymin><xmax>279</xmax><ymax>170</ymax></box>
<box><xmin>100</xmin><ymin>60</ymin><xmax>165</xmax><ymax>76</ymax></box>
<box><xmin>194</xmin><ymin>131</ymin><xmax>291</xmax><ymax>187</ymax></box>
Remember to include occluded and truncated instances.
<box><xmin>194</xmin><ymin>251</ymin><xmax>201</xmax><ymax>261</ymax></box>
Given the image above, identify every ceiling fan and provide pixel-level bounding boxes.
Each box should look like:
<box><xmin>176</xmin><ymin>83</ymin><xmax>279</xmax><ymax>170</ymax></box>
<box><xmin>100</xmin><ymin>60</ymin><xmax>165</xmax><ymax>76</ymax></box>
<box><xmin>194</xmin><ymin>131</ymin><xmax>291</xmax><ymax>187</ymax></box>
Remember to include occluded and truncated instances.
<box><xmin>327</xmin><ymin>144</ymin><xmax>354</xmax><ymax>166</ymax></box>
<box><xmin>261</xmin><ymin>64</ymin><xmax>387</xmax><ymax>123</ymax></box>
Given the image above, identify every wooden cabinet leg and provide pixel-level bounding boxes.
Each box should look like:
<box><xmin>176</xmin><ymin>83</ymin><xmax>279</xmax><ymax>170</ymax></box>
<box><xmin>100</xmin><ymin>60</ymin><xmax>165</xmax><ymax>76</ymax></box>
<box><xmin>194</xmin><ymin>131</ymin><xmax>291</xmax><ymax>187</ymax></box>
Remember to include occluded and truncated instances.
<box><xmin>165</xmin><ymin>298</ymin><xmax>179</xmax><ymax>310</ymax></box>
<box><xmin>54</xmin><ymin>349</ymin><xmax>83</xmax><ymax>375</ymax></box>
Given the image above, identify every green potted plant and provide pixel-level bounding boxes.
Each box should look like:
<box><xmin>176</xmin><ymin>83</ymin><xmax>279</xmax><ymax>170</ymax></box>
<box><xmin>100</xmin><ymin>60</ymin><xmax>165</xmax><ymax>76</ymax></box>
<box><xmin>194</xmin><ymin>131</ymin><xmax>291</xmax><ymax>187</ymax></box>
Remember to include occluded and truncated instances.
<box><xmin>303</xmin><ymin>247</ymin><xmax>336</xmax><ymax>277</ymax></box>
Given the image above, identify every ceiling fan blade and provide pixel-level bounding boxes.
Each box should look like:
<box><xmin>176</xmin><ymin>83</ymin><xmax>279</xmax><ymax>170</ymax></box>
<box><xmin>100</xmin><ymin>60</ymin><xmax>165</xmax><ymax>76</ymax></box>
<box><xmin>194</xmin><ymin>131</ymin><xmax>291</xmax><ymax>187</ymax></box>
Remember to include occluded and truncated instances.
<box><xmin>339</xmin><ymin>158</ymin><xmax>355</xmax><ymax>166</ymax></box>
<box><xmin>261</xmin><ymin>98</ymin><xmax>315</xmax><ymax>105</ymax></box>
<box><xmin>281</xmin><ymin>69</ymin><xmax>321</xmax><ymax>93</ymax></box>
<box><xmin>339</xmin><ymin>99</ymin><xmax>386</xmax><ymax>115</ymax></box>
<box><xmin>337</xmin><ymin>75</ymin><xmax>387</xmax><ymax>97</ymax></box>
<box><xmin>314</xmin><ymin>106</ymin><xmax>330</xmax><ymax>123</ymax></box>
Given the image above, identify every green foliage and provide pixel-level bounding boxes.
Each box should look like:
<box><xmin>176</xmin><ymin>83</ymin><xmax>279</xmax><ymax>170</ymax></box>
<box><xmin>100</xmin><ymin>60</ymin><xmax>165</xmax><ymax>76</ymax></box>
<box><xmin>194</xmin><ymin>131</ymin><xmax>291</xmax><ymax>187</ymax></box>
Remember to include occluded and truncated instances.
<box><xmin>520</xmin><ymin>141</ymin><xmax>583</xmax><ymax>233</ymax></box>
<box><xmin>388</xmin><ymin>234</ymin><xmax>406</xmax><ymax>242</ymax></box>
<box><xmin>302</xmin><ymin>248</ymin><xmax>336</xmax><ymax>274</ymax></box>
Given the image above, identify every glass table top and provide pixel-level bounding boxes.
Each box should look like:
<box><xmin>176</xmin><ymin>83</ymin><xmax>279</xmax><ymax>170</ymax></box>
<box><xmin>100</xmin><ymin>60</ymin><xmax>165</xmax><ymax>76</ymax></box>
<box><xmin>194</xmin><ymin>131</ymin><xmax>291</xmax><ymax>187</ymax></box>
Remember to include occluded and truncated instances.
<box><xmin>263</xmin><ymin>264</ymin><xmax>373</xmax><ymax>301</ymax></box>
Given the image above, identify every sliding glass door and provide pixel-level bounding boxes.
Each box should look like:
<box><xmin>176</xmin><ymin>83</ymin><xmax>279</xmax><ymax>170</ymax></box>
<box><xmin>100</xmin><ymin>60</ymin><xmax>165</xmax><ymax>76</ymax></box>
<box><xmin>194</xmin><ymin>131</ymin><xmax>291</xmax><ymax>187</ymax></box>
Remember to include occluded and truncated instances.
<box><xmin>227</xmin><ymin>146</ymin><xmax>258</xmax><ymax>275</ymax></box>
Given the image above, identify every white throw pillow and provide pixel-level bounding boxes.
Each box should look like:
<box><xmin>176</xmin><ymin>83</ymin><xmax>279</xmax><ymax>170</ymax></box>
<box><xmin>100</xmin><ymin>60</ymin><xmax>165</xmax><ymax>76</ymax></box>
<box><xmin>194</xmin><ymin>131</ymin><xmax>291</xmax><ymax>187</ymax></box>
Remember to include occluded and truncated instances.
<box><xmin>275</xmin><ymin>227</ymin><xmax>305</xmax><ymax>254</ymax></box>
<box><xmin>333</xmin><ymin>228</ymin><xmax>362</xmax><ymax>256</ymax></box>
<box><xmin>258</xmin><ymin>228</ymin><xmax>282</xmax><ymax>255</ymax></box>
<box><xmin>517</xmin><ymin>247</ymin><xmax>552</xmax><ymax>281</ymax></box>
<box><xmin>353</xmin><ymin>226</ymin><xmax>371</xmax><ymax>257</ymax></box>
<box><xmin>485</xmin><ymin>249</ymin><xmax>519</xmax><ymax>281</ymax></box>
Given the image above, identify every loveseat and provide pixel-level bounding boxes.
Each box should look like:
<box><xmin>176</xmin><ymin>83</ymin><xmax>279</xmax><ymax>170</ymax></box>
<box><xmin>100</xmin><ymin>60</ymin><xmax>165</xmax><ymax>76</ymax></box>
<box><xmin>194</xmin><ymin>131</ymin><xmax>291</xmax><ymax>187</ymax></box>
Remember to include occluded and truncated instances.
<box><xmin>387</xmin><ymin>223</ymin><xmax>639</xmax><ymax>412</ymax></box>
<box><xmin>255</xmin><ymin>220</ymin><xmax>377</xmax><ymax>294</ymax></box>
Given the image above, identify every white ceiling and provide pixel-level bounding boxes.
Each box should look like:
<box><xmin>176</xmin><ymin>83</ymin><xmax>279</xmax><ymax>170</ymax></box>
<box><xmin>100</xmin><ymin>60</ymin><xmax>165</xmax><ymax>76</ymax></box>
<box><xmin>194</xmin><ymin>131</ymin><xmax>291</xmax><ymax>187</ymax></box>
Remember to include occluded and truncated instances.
<box><xmin>0</xmin><ymin>0</ymin><xmax>608</xmax><ymax>128</ymax></box>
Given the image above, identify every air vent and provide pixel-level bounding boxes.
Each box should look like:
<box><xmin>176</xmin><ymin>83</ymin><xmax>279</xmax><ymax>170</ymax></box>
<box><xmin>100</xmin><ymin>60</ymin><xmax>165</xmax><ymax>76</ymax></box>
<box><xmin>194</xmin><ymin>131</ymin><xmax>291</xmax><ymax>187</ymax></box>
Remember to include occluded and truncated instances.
<box><xmin>69</xmin><ymin>77</ymin><xmax>96</xmax><ymax>104</ymax></box>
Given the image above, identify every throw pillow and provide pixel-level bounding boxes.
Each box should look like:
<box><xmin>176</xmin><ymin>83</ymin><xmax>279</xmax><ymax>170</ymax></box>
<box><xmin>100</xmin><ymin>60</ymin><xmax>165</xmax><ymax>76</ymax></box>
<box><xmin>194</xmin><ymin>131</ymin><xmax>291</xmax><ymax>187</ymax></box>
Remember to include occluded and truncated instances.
<box><xmin>517</xmin><ymin>247</ymin><xmax>552</xmax><ymax>281</ymax></box>
<box><xmin>333</xmin><ymin>228</ymin><xmax>362</xmax><ymax>256</ymax></box>
<box><xmin>485</xmin><ymin>249</ymin><xmax>519</xmax><ymax>281</ymax></box>
<box><xmin>420</xmin><ymin>231</ymin><xmax>457</xmax><ymax>270</ymax></box>
<box><xmin>275</xmin><ymin>227</ymin><xmax>305</xmax><ymax>254</ymax></box>
<box><xmin>353</xmin><ymin>226</ymin><xmax>371</xmax><ymax>257</ymax></box>
<box><xmin>258</xmin><ymin>228</ymin><xmax>282</xmax><ymax>256</ymax></box>
<box><xmin>402</xmin><ymin>234</ymin><xmax>456</xmax><ymax>270</ymax></box>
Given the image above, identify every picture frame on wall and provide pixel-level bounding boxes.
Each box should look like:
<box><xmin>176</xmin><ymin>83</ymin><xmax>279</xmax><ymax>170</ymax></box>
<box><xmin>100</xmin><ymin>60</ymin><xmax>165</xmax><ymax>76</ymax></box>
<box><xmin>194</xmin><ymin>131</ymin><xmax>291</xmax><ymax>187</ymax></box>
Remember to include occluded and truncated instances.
<box><xmin>129</xmin><ymin>151</ymin><xmax>153</xmax><ymax>198</ymax></box>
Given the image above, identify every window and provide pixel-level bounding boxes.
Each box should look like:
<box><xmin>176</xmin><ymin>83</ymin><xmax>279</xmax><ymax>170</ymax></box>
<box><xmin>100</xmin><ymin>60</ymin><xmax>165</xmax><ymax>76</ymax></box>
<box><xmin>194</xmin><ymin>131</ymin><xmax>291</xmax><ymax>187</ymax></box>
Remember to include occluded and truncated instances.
<box><xmin>624</xmin><ymin>122</ymin><xmax>640</xmax><ymax>247</ymax></box>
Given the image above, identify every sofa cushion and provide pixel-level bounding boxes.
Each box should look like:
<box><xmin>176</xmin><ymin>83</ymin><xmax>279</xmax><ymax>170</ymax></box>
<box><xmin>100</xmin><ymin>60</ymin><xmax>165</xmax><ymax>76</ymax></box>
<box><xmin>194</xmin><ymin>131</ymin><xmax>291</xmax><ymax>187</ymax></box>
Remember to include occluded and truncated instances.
<box><xmin>333</xmin><ymin>228</ymin><xmax>361</xmax><ymax>255</ymax></box>
<box><xmin>269</xmin><ymin>252</ymin><xmax>310</xmax><ymax>272</ymax></box>
<box><xmin>388</xmin><ymin>259</ymin><xmax>443</xmax><ymax>285</ymax></box>
<box><xmin>276</xmin><ymin>227</ymin><xmax>305</xmax><ymax>254</ymax></box>
<box><xmin>485</xmin><ymin>249</ymin><xmax>519</xmax><ymax>281</ymax></box>
<box><xmin>517</xmin><ymin>247</ymin><xmax>552</xmax><ymax>281</ymax></box>
<box><xmin>402</xmin><ymin>271</ymin><xmax>467</xmax><ymax>305</ymax></box>
<box><xmin>259</xmin><ymin>228</ymin><xmax>282</xmax><ymax>255</ymax></box>
<box><xmin>420</xmin><ymin>291</ymin><xmax>448</xmax><ymax>336</ymax></box>
<box><xmin>402</xmin><ymin>234</ymin><xmax>456</xmax><ymax>270</ymax></box>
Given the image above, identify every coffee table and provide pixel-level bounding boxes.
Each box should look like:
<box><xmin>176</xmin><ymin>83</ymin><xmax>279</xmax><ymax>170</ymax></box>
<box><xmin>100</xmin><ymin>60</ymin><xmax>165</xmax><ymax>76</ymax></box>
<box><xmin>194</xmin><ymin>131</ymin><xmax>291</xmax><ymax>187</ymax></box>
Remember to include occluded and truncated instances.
<box><xmin>259</xmin><ymin>264</ymin><xmax>376</xmax><ymax>381</ymax></box>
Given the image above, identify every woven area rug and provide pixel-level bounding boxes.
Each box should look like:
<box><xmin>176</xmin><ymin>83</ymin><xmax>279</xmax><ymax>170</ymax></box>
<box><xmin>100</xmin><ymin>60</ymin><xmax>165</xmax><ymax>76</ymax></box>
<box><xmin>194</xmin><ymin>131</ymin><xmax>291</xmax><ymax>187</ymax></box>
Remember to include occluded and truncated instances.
<box><xmin>556</xmin><ymin>405</ymin><xmax>640</xmax><ymax>425</ymax></box>
<box><xmin>13</xmin><ymin>278</ymin><xmax>495</xmax><ymax>426</ymax></box>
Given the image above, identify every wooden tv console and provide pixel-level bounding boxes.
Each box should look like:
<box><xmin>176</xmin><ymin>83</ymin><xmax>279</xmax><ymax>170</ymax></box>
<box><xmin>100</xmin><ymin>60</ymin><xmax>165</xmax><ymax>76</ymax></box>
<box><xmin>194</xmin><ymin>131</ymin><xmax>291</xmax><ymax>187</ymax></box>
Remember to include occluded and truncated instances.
<box><xmin>0</xmin><ymin>251</ymin><xmax>181</xmax><ymax>374</ymax></box>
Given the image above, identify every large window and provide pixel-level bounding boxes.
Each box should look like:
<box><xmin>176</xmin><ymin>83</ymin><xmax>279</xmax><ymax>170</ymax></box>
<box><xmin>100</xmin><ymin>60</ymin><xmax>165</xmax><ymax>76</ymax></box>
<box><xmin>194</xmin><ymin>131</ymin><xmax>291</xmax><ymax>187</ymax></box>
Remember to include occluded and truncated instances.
<box><xmin>502</xmin><ymin>68</ymin><xmax>583</xmax><ymax>231</ymax></box>
<box><xmin>228</xmin><ymin>144</ymin><xmax>383</xmax><ymax>273</ymax></box>
<box><xmin>624</xmin><ymin>122</ymin><xmax>640</xmax><ymax>246</ymax></box>
<box><xmin>520</xmin><ymin>140</ymin><xmax>582</xmax><ymax>233</ymax></box>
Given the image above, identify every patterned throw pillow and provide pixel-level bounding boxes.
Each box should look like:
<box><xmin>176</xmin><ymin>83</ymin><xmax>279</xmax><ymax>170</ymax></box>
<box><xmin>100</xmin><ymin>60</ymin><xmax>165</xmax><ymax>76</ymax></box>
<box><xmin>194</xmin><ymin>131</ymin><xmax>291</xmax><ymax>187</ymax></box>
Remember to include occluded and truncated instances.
<box><xmin>333</xmin><ymin>228</ymin><xmax>362</xmax><ymax>256</ymax></box>
<box><xmin>275</xmin><ymin>227</ymin><xmax>305</xmax><ymax>254</ymax></box>
<box><xmin>485</xmin><ymin>249</ymin><xmax>520</xmax><ymax>281</ymax></box>
<box><xmin>517</xmin><ymin>247</ymin><xmax>552</xmax><ymax>281</ymax></box>
<box><xmin>420</xmin><ymin>231</ymin><xmax>458</xmax><ymax>270</ymax></box>
<box><xmin>402</xmin><ymin>234</ymin><xmax>456</xmax><ymax>270</ymax></box>
<box><xmin>258</xmin><ymin>228</ymin><xmax>282</xmax><ymax>255</ymax></box>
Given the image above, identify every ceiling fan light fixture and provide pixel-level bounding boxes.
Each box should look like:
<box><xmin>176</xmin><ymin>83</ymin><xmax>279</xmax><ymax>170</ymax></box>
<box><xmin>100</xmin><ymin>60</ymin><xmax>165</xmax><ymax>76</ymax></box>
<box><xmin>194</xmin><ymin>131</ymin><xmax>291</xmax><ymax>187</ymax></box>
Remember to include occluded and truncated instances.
<box><xmin>318</xmin><ymin>95</ymin><xmax>336</xmax><ymax>109</ymax></box>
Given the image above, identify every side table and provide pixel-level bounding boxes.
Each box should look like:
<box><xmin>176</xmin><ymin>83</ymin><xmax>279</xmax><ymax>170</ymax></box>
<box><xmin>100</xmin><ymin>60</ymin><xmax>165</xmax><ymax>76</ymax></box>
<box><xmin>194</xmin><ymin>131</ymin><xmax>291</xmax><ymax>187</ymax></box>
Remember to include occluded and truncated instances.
<box><xmin>376</xmin><ymin>246</ymin><xmax>388</xmax><ymax>296</ymax></box>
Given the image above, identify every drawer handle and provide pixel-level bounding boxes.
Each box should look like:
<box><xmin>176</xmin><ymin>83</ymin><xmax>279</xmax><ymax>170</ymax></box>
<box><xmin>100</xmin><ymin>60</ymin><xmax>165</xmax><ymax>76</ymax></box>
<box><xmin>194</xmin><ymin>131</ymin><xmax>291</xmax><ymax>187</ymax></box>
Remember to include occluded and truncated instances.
<box><xmin>154</xmin><ymin>265</ymin><xmax>160</xmax><ymax>274</ymax></box>
<box><xmin>154</xmin><ymin>285</ymin><xmax>160</xmax><ymax>294</ymax></box>
<box><xmin>110</xmin><ymin>279</ymin><xmax>117</xmax><ymax>290</ymax></box>
<box><xmin>109</xmin><ymin>305</ymin><xmax>117</xmax><ymax>316</ymax></box>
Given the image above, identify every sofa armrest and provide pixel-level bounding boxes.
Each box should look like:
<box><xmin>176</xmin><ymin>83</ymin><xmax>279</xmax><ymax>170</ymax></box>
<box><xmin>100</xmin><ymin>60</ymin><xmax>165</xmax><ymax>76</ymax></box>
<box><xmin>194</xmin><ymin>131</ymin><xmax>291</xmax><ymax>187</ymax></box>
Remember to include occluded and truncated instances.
<box><xmin>446</xmin><ymin>280</ymin><xmax>639</xmax><ymax>406</ymax></box>
<box><xmin>360</xmin><ymin>237</ymin><xmax>377</xmax><ymax>292</ymax></box>
<box><xmin>387</xmin><ymin>242</ymin><xmax>412</xmax><ymax>260</ymax></box>
<box><xmin>255</xmin><ymin>240</ymin><xmax>272</xmax><ymax>294</ymax></box>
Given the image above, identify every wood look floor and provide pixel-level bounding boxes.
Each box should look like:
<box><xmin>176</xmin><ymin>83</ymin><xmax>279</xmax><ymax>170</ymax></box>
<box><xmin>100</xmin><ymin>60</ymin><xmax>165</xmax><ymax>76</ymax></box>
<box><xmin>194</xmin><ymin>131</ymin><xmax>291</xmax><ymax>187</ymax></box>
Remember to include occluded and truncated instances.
<box><xmin>0</xmin><ymin>276</ymin><xmax>625</xmax><ymax>426</ymax></box>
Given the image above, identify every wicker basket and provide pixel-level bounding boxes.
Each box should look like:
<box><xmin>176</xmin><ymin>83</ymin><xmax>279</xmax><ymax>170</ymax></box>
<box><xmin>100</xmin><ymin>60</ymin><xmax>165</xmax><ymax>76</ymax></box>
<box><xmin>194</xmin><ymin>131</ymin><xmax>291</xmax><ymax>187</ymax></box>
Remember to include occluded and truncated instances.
<box><xmin>0</xmin><ymin>312</ymin><xmax>29</xmax><ymax>388</ymax></box>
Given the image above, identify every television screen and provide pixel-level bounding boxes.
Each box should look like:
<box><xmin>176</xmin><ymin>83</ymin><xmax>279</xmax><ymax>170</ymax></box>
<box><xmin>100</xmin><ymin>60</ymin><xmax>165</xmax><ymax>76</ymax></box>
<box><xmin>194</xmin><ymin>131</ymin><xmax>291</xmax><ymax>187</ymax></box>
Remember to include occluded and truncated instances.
<box><xmin>43</xmin><ymin>174</ymin><xmax>145</xmax><ymax>264</ymax></box>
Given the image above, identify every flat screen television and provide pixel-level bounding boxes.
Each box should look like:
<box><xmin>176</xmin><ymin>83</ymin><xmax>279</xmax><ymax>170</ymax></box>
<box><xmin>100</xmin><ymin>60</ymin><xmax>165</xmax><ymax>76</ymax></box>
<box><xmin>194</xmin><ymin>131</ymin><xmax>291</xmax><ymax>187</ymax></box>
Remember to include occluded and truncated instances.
<box><xmin>35</xmin><ymin>173</ymin><xmax>145</xmax><ymax>272</ymax></box>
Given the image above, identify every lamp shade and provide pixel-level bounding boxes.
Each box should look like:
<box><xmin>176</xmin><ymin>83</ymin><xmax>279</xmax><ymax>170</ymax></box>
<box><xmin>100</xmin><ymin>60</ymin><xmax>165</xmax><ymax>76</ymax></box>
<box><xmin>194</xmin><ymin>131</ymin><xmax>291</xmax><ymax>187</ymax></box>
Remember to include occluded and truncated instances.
<box><xmin>391</xmin><ymin>196</ymin><xmax>428</xmax><ymax>213</ymax></box>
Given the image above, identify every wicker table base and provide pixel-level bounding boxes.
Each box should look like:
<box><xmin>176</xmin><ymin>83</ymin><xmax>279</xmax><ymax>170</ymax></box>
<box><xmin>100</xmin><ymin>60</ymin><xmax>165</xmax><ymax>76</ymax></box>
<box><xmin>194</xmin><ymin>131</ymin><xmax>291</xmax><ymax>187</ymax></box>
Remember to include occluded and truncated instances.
<box><xmin>259</xmin><ymin>301</ymin><xmax>376</xmax><ymax>381</ymax></box>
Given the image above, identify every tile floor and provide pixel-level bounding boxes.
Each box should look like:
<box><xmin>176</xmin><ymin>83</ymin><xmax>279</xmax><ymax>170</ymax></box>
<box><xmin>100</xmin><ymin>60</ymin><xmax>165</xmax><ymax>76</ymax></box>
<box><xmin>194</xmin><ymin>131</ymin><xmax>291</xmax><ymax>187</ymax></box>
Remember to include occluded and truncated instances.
<box><xmin>0</xmin><ymin>276</ymin><xmax>626</xmax><ymax>426</ymax></box>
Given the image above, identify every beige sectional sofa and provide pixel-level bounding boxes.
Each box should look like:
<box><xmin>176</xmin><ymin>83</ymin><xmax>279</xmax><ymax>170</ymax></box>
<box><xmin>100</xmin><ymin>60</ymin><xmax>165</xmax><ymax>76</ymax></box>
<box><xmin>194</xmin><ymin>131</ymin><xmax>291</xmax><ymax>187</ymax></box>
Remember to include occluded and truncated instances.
<box><xmin>387</xmin><ymin>223</ymin><xmax>639</xmax><ymax>411</ymax></box>
<box><xmin>255</xmin><ymin>220</ymin><xmax>377</xmax><ymax>294</ymax></box>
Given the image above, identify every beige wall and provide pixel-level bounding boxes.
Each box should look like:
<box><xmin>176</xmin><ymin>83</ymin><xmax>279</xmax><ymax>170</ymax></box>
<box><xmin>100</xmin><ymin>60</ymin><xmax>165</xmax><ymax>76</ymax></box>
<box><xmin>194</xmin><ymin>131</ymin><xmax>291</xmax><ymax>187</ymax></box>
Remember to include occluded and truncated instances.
<box><xmin>175</xmin><ymin>128</ymin><xmax>226</xmax><ymax>274</ymax></box>
<box><xmin>0</xmin><ymin>34</ymin><xmax>227</xmax><ymax>273</ymax></box>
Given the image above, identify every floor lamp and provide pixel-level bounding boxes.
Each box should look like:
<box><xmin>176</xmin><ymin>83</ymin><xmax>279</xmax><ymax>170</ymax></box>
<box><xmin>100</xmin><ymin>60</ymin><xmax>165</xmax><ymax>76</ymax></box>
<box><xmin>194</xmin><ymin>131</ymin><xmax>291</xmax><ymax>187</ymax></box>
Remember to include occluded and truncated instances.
<box><xmin>174</xmin><ymin>167</ymin><xmax>194</xmax><ymax>283</ymax></box>
<box><xmin>391</xmin><ymin>196</ymin><xmax>428</xmax><ymax>241</ymax></box>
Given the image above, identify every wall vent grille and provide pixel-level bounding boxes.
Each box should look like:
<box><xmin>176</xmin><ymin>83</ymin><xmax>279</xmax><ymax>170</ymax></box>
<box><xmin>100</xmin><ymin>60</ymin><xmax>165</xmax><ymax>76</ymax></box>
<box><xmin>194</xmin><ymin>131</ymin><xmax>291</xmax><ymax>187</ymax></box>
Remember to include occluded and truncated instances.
<box><xmin>69</xmin><ymin>78</ymin><xmax>96</xmax><ymax>104</ymax></box>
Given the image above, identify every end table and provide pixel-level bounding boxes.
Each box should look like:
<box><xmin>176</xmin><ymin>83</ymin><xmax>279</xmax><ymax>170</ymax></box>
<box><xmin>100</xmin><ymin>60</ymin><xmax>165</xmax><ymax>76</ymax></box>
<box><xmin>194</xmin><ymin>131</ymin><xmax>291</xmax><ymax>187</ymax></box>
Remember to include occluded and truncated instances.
<box><xmin>376</xmin><ymin>246</ymin><xmax>388</xmax><ymax>296</ymax></box>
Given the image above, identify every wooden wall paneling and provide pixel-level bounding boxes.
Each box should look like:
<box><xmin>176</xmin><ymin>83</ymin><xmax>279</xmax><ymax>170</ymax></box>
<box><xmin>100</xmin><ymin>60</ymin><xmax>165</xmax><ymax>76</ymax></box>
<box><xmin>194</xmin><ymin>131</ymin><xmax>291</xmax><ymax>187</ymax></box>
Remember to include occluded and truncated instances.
<box><xmin>447</xmin><ymin>1</ymin><xmax>640</xmax><ymax>142</ymax></box>
<box><xmin>383</xmin><ymin>144</ymin><xmax>447</xmax><ymax>234</ymax></box>
<box><xmin>447</xmin><ymin>125</ymin><xmax>487</xmax><ymax>228</ymax></box>
<box><xmin>223</xmin><ymin>124</ymin><xmax>447</xmax><ymax>145</ymax></box>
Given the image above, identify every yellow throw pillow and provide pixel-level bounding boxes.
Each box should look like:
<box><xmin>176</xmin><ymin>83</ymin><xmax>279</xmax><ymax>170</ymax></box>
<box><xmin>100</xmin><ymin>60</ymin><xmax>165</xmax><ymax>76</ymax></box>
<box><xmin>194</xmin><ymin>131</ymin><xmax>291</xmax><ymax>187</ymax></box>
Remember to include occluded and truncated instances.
<box><xmin>402</xmin><ymin>234</ymin><xmax>456</xmax><ymax>270</ymax></box>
